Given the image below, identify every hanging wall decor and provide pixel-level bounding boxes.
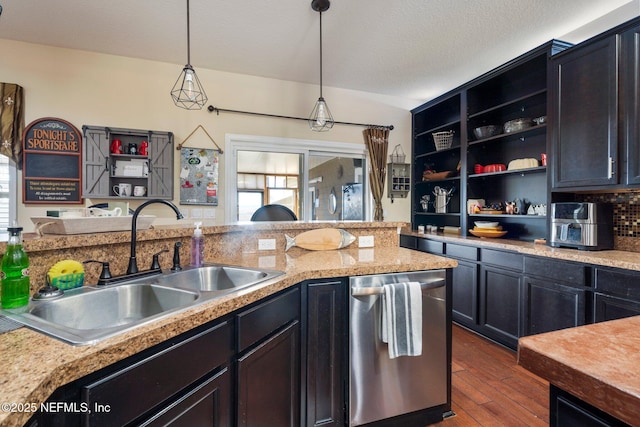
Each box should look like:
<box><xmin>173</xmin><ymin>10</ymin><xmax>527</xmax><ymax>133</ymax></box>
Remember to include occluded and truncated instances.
<box><xmin>22</xmin><ymin>117</ymin><xmax>82</xmax><ymax>204</ymax></box>
<box><xmin>179</xmin><ymin>147</ymin><xmax>219</xmax><ymax>205</ymax></box>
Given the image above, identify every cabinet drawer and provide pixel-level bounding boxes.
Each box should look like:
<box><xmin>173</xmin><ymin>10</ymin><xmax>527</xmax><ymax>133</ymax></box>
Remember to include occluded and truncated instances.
<box><xmin>524</xmin><ymin>256</ymin><xmax>587</xmax><ymax>286</ymax></box>
<box><xmin>481</xmin><ymin>249</ymin><xmax>522</xmax><ymax>271</ymax></box>
<box><xmin>82</xmin><ymin>320</ymin><xmax>232</xmax><ymax>426</ymax></box>
<box><xmin>238</xmin><ymin>287</ymin><xmax>300</xmax><ymax>352</ymax></box>
<box><xmin>399</xmin><ymin>234</ymin><xmax>417</xmax><ymax>249</ymax></box>
<box><xmin>446</xmin><ymin>243</ymin><xmax>478</xmax><ymax>261</ymax></box>
<box><xmin>594</xmin><ymin>268</ymin><xmax>640</xmax><ymax>299</ymax></box>
<box><xmin>418</xmin><ymin>238</ymin><xmax>444</xmax><ymax>254</ymax></box>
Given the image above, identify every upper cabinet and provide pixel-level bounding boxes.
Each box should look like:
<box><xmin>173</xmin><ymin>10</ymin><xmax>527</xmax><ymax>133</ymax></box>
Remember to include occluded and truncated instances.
<box><xmin>411</xmin><ymin>41</ymin><xmax>571</xmax><ymax>240</ymax></box>
<box><xmin>550</xmin><ymin>18</ymin><xmax>640</xmax><ymax>190</ymax></box>
<box><xmin>82</xmin><ymin>125</ymin><xmax>174</xmax><ymax>199</ymax></box>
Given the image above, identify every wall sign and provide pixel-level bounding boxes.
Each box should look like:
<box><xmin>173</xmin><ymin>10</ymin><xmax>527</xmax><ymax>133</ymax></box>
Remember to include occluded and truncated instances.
<box><xmin>179</xmin><ymin>147</ymin><xmax>219</xmax><ymax>206</ymax></box>
<box><xmin>22</xmin><ymin>117</ymin><xmax>82</xmax><ymax>204</ymax></box>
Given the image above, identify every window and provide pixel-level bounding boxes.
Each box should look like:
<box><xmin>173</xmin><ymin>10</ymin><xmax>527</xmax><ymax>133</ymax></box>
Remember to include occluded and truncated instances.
<box><xmin>236</xmin><ymin>172</ymin><xmax>300</xmax><ymax>220</ymax></box>
<box><xmin>226</xmin><ymin>134</ymin><xmax>368</xmax><ymax>222</ymax></box>
<box><xmin>0</xmin><ymin>155</ymin><xmax>16</xmax><ymax>235</ymax></box>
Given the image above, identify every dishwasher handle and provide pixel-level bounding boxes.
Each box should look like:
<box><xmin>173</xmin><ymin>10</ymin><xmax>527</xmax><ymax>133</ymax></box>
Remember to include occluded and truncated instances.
<box><xmin>351</xmin><ymin>277</ymin><xmax>445</xmax><ymax>296</ymax></box>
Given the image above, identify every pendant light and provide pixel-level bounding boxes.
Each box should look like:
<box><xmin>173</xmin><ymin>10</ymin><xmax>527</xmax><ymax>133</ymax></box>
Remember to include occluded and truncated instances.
<box><xmin>171</xmin><ymin>0</ymin><xmax>208</xmax><ymax>110</ymax></box>
<box><xmin>308</xmin><ymin>0</ymin><xmax>334</xmax><ymax>132</ymax></box>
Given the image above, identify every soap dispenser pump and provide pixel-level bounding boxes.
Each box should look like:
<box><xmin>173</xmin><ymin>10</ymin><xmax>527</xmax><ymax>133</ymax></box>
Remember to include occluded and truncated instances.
<box><xmin>190</xmin><ymin>222</ymin><xmax>204</xmax><ymax>267</ymax></box>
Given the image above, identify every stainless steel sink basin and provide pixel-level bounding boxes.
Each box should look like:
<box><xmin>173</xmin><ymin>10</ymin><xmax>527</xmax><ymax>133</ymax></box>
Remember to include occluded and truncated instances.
<box><xmin>155</xmin><ymin>264</ymin><xmax>282</xmax><ymax>294</ymax></box>
<box><xmin>2</xmin><ymin>283</ymin><xmax>200</xmax><ymax>345</ymax></box>
<box><xmin>0</xmin><ymin>264</ymin><xmax>282</xmax><ymax>346</ymax></box>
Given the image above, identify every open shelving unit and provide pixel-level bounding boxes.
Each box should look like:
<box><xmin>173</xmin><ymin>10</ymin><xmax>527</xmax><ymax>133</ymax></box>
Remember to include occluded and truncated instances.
<box><xmin>410</xmin><ymin>40</ymin><xmax>572</xmax><ymax>241</ymax></box>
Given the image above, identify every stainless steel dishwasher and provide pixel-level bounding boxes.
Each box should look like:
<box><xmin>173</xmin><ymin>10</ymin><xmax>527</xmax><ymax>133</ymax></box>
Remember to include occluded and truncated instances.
<box><xmin>349</xmin><ymin>269</ymin><xmax>450</xmax><ymax>426</ymax></box>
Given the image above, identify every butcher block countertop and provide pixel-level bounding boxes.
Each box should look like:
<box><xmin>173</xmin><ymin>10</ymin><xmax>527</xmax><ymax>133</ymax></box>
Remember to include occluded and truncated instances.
<box><xmin>0</xmin><ymin>245</ymin><xmax>456</xmax><ymax>427</ymax></box>
<box><xmin>518</xmin><ymin>316</ymin><xmax>640</xmax><ymax>426</ymax></box>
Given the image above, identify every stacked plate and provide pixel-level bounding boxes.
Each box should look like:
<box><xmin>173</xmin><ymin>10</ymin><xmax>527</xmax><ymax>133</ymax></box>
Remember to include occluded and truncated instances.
<box><xmin>469</xmin><ymin>221</ymin><xmax>508</xmax><ymax>238</ymax></box>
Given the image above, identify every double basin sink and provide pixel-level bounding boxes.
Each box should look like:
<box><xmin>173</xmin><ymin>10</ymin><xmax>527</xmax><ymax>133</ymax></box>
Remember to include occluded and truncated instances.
<box><xmin>1</xmin><ymin>264</ymin><xmax>283</xmax><ymax>345</ymax></box>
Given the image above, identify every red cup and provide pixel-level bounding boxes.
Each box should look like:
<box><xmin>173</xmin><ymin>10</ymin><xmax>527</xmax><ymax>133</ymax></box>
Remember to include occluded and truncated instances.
<box><xmin>474</xmin><ymin>164</ymin><xmax>484</xmax><ymax>174</ymax></box>
<box><xmin>541</xmin><ymin>153</ymin><xmax>547</xmax><ymax>166</ymax></box>
<box><xmin>110</xmin><ymin>139</ymin><xmax>122</xmax><ymax>154</ymax></box>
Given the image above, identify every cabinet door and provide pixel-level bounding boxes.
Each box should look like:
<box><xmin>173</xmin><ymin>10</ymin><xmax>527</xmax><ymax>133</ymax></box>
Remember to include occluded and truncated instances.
<box><xmin>523</xmin><ymin>276</ymin><xmax>586</xmax><ymax>336</ymax></box>
<box><xmin>551</xmin><ymin>36</ymin><xmax>618</xmax><ymax>188</ymax></box>
<box><xmin>237</xmin><ymin>321</ymin><xmax>301</xmax><ymax>427</ymax></box>
<box><xmin>147</xmin><ymin>131</ymin><xmax>174</xmax><ymax>198</ymax></box>
<box><xmin>451</xmin><ymin>259</ymin><xmax>479</xmax><ymax>329</ymax></box>
<box><xmin>305</xmin><ymin>279</ymin><xmax>345</xmax><ymax>427</ymax></box>
<box><xmin>594</xmin><ymin>293</ymin><xmax>640</xmax><ymax>323</ymax></box>
<box><xmin>479</xmin><ymin>265</ymin><xmax>522</xmax><ymax>349</ymax></box>
<box><xmin>139</xmin><ymin>367</ymin><xmax>231</xmax><ymax>427</ymax></box>
<box><xmin>82</xmin><ymin>126</ymin><xmax>110</xmax><ymax>197</ymax></box>
<box><xmin>623</xmin><ymin>24</ymin><xmax>640</xmax><ymax>185</ymax></box>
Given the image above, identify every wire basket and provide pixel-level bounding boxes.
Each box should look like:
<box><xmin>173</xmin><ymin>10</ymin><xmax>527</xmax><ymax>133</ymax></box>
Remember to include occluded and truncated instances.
<box><xmin>432</xmin><ymin>131</ymin><xmax>454</xmax><ymax>151</ymax></box>
<box><xmin>389</xmin><ymin>144</ymin><xmax>406</xmax><ymax>163</ymax></box>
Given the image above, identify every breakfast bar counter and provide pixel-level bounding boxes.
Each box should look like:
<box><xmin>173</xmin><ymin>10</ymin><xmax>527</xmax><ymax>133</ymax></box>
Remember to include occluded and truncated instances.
<box><xmin>518</xmin><ymin>316</ymin><xmax>640</xmax><ymax>426</ymax></box>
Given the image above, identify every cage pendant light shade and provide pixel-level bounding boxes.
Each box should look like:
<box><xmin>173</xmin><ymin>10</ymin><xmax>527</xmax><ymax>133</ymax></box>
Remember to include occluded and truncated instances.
<box><xmin>309</xmin><ymin>1</ymin><xmax>334</xmax><ymax>132</ymax></box>
<box><xmin>309</xmin><ymin>97</ymin><xmax>334</xmax><ymax>131</ymax></box>
<box><xmin>171</xmin><ymin>0</ymin><xmax>208</xmax><ymax>110</ymax></box>
<box><xmin>171</xmin><ymin>65</ymin><xmax>208</xmax><ymax>110</ymax></box>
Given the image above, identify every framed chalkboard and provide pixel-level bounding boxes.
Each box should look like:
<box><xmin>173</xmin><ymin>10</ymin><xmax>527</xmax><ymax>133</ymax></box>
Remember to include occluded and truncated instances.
<box><xmin>22</xmin><ymin>117</ymin><xmax>82</xmax><ymax>204</ymax></box>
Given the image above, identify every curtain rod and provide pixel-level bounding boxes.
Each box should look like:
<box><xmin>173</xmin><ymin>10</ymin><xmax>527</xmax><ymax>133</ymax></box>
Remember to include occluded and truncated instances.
<box><xmin>207</xmin><ymin>105</ymin><xmax>394</xmax><ymax>131</ymax></box>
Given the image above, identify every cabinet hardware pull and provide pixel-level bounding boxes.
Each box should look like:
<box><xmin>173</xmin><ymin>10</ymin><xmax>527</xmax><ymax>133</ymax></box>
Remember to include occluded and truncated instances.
<box><xmin>608</xmin><ymin>157</ymin><xmax>614</xmax><ymax>178</ymax></box>
<box><xmin>351</xmin><ymin>278</ymin><xmax>446</xmax><ymax>296</ymax></box>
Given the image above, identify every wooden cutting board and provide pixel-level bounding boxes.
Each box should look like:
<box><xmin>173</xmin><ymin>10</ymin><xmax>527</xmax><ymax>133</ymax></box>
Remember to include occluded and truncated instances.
<box><xmin>285</xmin><ymin>228</ymin><xmax>356</xmax><ymax>251</ymax></box>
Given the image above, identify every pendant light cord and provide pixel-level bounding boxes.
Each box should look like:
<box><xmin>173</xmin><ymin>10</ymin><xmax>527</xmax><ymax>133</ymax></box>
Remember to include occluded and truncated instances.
<box><xmin>186</xmin><ymin>0</ymin><xmax>191</xmax><ymax>66</ymax></box>
<box><xmin>319</xmin><ymin>11</ymin><xmax>323</xmax><ymax>98</ymax></box>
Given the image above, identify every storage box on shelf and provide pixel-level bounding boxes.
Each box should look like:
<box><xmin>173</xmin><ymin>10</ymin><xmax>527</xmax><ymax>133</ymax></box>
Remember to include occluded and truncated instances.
<box><xmin>83</xmin><ymin>125</ymin><xmax>174</xmax><ymax>199</ymax></box>
<box><xmin>410</xmin><ymin>40</ymin><xmax>571</xmax><ymax>240</ymax></box>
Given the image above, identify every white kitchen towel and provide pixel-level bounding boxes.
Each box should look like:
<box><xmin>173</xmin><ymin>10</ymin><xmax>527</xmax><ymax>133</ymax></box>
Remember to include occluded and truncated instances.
<box><xmin>381</xmin><ymin>281</ymin><xmax>422</xmax><ymax>359</ymax></box>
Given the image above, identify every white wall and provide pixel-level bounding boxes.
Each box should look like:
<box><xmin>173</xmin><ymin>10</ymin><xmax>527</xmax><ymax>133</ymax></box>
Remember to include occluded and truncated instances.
<box><xmin>0</xmin><ymin>39</ymin><xmax>415</xmax><ymax>231</ymax></box>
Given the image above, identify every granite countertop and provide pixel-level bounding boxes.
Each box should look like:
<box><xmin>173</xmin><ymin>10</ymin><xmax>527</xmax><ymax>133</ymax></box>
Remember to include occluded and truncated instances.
<box><xmin>403</xmin><ymin>231</ymin><xmax>640</xmax><ymax>272</ymax></box>
<box><xmin>0</xmin><ymin>246</ymin><xmax>456</xmax><ymax>427</ymax></box>
<box><xmin>518</xmin><ymin>316</ymin><xmax>640</xmax><ymax>426</ymax></box>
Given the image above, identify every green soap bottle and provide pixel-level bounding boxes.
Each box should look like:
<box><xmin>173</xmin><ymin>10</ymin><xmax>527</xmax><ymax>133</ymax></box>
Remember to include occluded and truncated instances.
<box><xmin>1</xmin><ymin>226</ymin><xmax>30</xmax><ymax>309</ymax></box>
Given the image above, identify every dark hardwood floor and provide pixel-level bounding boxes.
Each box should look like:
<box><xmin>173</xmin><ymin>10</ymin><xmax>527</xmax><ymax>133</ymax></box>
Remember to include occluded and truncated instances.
<box><xmin>433</xmin><ymin>325</ymin><xmax>550</xmax><ymax>426</ymax></box>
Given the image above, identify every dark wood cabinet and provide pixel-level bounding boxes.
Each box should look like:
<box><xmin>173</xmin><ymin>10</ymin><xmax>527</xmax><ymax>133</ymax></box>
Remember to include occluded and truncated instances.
<box><xmin>236</xmin><ymin>287</ymin><xmax>301</xmax><ymax>427</ymax></box>
<box><xmin>522</xmin><ymin>256</ymin><xmax>588</xmax><ymax>335</ymax></box>
<box><xmin>593</xmin><ymin>266</ymin><xmax>640</xmax><ymax>322</ymax></box>
<box><xmin>303</xmin><ymin>278</ymin><xmax>346</xmax><ymax>427</ymax></box>
<box><xmin>551</xmin><ymin>17</ymin><xmax>640</xmax><ymax>190</ymax></box>
<box><xmin>444</xmin><ymin>243</ymin><xmax>479</xmax><ymax>329</ymax></box>
<box><xmin>451</xmin><ymin>259</ymin><xmax>479</xmax><ymax>329</ymax></box>
<box><xmin>31</xmin><ymin>319</ymin><xmax>233</xmax><ymax>427</ymax></box>
<box><xmin>139</xmin><ymin>367</ymin><xmax>231</xmax><ymax>427</ymax></box>
<box><xmin>479</xmin><ymin>263</ymin><xmax>523</xmax><ymax>349</ymax></box>
<box><xmin>82</xmin><ymin>321</ymin><xmax>232</xmax><ymax>427</ymax></box>
<box><xmin>477</xmin><ymin>249</ymin><xmax>524</xmax><ymax>349</ymax></box>
<box><xmin>551</xmin><ymin>36</ymin><xmax>618</xmax><ymax>188</ymax></box>
<box><xmin>622</xmin><ymin>23</ymin><xmax>640</xmax><ymax>185</ymax></box>
<box><xmin>550</xmin><ymin>385</ymin><xmax>631</xmax><ymax>427</ymax></box>
<box><xmin>237</xmin><ymin>321</ymin><xmax>300</xmax><ymax>427</ymax></box>
<box><xmin>523</xmin><ymin>277</ymin><xmax>587</xmax><ymax>335</ymax></box>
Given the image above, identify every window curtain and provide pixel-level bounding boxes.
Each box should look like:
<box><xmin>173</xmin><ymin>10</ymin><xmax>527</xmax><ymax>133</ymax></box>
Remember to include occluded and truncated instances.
<box><xmin>363</xmin><ymin>127</ymin><xmax>389</xmax><ymax>221</ymax></box>
<box><xmin>0</xmin><ymin>83</ymin><xmax>24</xmax><ymax>169</ymax></box>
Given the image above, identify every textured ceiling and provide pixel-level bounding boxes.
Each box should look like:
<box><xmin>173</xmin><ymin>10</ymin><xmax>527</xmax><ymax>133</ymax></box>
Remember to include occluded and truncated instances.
<box><xmin>0</xmin><ymin>0</ymin><xmax>638</xmax><ymax>104</ymax></box>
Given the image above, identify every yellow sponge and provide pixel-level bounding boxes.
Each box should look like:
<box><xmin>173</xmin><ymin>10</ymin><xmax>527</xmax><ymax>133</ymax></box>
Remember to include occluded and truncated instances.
<box><xmin>48</xmin><ymin>260</ymin><xmax>85</xmax><ymax>290</ymax></box>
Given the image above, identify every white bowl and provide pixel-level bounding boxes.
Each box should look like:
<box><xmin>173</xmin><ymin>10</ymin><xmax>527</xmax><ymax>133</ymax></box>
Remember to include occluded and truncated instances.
<box><xmin>474</xmin><ymin>221</ymin><xmax>499</xmax><ymax>229</ymax></box>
